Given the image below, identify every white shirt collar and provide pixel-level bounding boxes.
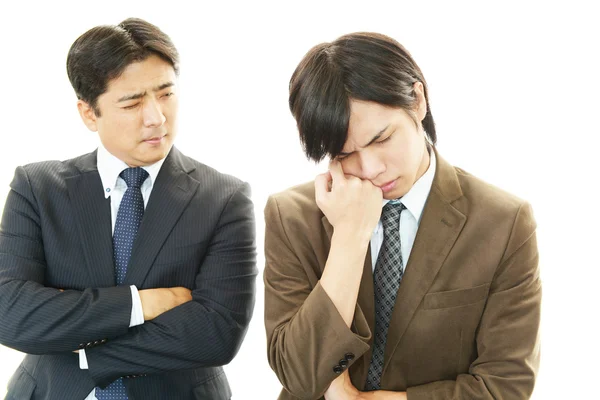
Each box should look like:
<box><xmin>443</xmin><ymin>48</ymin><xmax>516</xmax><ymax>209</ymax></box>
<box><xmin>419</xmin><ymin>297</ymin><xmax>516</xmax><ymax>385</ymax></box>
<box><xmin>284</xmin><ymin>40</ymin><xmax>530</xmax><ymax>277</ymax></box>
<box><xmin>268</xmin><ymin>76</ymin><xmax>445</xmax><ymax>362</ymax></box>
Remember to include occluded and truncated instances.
<box><xmin>382</xmin><ymin>147</ymin><xmax>437</xmax><ymax>223</ymax></box>
<box><xmin>97</xmin><ymin>143</ymin><xmax>167</xmax><ymax>198</ymax></box>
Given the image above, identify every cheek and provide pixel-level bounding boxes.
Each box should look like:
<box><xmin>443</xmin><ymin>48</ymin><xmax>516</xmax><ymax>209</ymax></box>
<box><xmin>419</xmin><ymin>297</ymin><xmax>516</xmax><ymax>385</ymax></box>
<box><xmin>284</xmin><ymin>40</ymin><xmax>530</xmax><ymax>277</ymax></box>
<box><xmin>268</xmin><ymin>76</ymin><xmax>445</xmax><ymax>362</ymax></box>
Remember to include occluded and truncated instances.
<box><xmin>388</xmin><ymin>156</ymin><xmax>410</xmax><ymax>177</ymax></box>
<box><xmin>340</xmin><ymin>156</ymin><xmax>364</xmax><ymax>177</ymax></box>
<box><xmin>163</xmin><ymin>100</ymin><xmax>178</xmax><ymax>122</ymax></box>
<box><xmin>395</xmin><ymin>135</ymin><xmax>422</xmax><ymax>172</ymax></box>
<box><xmin>102</xmin><ymin>119</ymin><xmax>139</xmax><ymax>146</ymax></box>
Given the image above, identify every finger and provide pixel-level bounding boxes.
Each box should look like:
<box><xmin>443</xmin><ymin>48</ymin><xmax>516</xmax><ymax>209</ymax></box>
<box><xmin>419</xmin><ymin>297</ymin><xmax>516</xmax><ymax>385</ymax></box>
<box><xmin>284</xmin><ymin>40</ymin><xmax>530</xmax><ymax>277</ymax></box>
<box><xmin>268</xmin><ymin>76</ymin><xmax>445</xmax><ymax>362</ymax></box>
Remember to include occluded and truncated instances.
<box><xmin>314</xmin><ymin>172</ymin><xmax>331</xmax><ymax>199</ymax></box>
<box><xmin>328</xmin><ymin>160</ymin><xmax>345</xmax><ymax>185</ymax></box>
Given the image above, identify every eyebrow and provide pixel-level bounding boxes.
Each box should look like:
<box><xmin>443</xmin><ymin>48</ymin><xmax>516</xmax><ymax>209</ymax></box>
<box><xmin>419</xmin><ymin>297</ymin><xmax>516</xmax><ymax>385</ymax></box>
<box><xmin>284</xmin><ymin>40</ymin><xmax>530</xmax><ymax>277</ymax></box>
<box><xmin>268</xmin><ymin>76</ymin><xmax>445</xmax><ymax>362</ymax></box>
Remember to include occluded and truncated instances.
<box><xmin>117</xmin><ymin>81</ymin><xmax>175</xmax><ymax>103</ymax></box>
<box><xmin>338</xmin><ymin>124</ymin><xmax>390</xmax><ymax>157</ymax></box>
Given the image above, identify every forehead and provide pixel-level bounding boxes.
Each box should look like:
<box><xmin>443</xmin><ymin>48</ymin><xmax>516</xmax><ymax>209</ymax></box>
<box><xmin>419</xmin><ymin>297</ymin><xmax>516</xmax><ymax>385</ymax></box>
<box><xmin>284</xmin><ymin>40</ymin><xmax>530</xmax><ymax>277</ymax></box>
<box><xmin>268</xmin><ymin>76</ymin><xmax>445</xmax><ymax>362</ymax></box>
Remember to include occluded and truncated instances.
<box><xmin>105</xmin><ymin>55</ymin><xmax>177</xmax><ymax>96</ymax></box>
<box><xmin>345</xmin><ymin>100</ymin><xmax>412</xmax><ymax>146</ymax></box>
<box><xmin>348</xmin><ymin>100</ymin><xmax>395</xmax><ymax>131</ymax></box>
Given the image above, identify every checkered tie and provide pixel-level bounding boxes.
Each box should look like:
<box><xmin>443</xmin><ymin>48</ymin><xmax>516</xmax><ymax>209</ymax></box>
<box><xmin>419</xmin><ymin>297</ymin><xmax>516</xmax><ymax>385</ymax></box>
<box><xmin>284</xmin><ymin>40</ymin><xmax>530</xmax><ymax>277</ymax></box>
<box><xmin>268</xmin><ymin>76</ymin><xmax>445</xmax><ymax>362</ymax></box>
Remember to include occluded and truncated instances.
<box><xmin>96</xmin><ymin>167</ymin><xmax>148</xmax><ymax>400</ymax></box>
<box><xmin>365</xmin><ymin>201</ymin><xmax>406</xmax><ymax>391</ymax></box>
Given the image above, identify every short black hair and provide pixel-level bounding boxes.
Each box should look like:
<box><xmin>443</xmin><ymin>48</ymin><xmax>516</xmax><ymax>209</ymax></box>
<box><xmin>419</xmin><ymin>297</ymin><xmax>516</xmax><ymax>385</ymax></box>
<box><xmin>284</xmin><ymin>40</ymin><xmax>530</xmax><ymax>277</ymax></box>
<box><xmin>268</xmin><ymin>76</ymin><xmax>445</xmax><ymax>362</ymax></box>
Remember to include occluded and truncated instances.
<box><xmin>289</xmin><ymin>32</ymin><xmax>436</xmax><ymax>162</ymax></box>
<box><xmin>66</xmin><ymin>17</ymin><xmax>179</xmax><ymax>116</ymax></box>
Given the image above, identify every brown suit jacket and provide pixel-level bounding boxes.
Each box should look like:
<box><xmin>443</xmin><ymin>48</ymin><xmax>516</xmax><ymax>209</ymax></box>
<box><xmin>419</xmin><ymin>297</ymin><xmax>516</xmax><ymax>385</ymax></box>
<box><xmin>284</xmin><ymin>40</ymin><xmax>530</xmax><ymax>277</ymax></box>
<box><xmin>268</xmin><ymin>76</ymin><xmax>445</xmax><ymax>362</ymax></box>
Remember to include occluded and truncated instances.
<box><xmin>264</xmin><ymin>150</ymin><xmax>541</xmax><ymax>400</ymax></box>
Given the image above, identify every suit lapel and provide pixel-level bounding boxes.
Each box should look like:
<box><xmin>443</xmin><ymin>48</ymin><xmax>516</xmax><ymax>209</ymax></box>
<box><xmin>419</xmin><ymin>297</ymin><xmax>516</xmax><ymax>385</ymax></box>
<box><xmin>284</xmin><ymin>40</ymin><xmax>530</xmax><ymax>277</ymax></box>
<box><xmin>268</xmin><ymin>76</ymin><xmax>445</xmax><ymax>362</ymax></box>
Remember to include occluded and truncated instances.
<box><xmin>321</xmin><ymin>216</ymin><xmax>375</xmax><ymax>387</ymax></box>
<box><xmin>66</xmin><ymin>151</ymin><xmax>116</xmax><ymax>287</ymax></box>
<box><xmin>123</xmin><ymin>147</ymin><xmax>200</xmax><ymax>286</ymax></box>
<box><xmin>381</xmin><ymin>151</ymin><xmax>467</xmax><ymax>377</ymax></box>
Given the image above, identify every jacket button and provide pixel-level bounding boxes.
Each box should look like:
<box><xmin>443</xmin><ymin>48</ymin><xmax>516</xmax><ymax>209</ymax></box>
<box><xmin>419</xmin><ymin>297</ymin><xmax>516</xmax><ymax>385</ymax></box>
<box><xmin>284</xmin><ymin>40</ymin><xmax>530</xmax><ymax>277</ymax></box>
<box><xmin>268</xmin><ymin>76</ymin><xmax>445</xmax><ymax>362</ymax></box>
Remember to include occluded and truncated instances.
<box><xmin>344</xmin><ymin>352</ymin><xmax>355</xmax><ymax>361</ymax></box>
<box><xmin>333</xmin><ymin>365</ymin><xmax>343</xmax><ymax>374</ymax></box>
<box><xmin>101</xmin><ymin>339</ymin><xmax>108</xmax><ymax>344</ymax></box>
<box><xmin>339</xmin><ymin>359</ymin><xmax>348</xmax><ymax>368</ymax></box>
<box><xmin>78</xmin><ymin>343</ymin><xmax>85</xmax><ymax>349</ymax></box>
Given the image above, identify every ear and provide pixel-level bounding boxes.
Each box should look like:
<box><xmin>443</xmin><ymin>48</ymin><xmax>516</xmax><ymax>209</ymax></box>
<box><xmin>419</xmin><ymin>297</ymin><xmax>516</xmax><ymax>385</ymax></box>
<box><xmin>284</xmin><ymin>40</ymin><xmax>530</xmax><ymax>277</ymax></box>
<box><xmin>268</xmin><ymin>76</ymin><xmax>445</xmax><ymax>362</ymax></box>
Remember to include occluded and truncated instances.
<box><xmin>77</xmin><ymin>100</ymin><xmax>99</xmax><ymax>132</ymax></box>
<box><xmin>413</xmin><ymin>81</ymin><xmax>427</xmax><ymax>123</ymax></box>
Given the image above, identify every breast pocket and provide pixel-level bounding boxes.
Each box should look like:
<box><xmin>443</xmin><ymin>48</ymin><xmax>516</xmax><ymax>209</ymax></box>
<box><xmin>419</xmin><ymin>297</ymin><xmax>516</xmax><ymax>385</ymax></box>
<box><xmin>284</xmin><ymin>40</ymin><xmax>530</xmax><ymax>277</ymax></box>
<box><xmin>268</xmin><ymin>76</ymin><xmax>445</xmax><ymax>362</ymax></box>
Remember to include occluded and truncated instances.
<box><xmin>145</xmin><ymin>239</ymin><xmax>210</xmax><ymax>287</ymax></box>
<box><xmin>397</xmin><ymin>283</ymin><xmax>492</xmax><ymax>385</ymax></box>
<box><xmin>422</xmin><ymin>282</ymin><xmax>490</xmax><ymax>309</ymax></box>
<box><xmin>153</xmin><ymin>239</ymin><xmax>210</xmax><ymax>266</ymax></box>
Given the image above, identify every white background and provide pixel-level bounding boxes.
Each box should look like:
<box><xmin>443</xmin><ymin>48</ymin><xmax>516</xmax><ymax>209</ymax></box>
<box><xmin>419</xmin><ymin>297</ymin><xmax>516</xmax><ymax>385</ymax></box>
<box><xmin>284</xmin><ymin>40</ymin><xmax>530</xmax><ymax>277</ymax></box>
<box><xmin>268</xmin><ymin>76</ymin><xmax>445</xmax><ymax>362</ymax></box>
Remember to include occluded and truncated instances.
<box><xmin>0</xmin><ymin>1</ymin><xmax>598</xmax><ymax>398</ymax></box>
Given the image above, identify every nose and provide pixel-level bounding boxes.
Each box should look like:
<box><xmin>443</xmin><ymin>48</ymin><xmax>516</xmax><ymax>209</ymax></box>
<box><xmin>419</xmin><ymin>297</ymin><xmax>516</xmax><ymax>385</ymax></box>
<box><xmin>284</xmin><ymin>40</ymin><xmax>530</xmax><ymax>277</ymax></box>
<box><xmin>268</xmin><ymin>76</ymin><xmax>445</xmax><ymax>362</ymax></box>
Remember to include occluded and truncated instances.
<box><xmin>142</xmin><ymin>97</ymin><xmax>166</xmax><ymax>128</ymax></box>
<box><xmin>359</xmin><ymin>149</ymin><xmax>386</xmax><ymax>181</ymax></box>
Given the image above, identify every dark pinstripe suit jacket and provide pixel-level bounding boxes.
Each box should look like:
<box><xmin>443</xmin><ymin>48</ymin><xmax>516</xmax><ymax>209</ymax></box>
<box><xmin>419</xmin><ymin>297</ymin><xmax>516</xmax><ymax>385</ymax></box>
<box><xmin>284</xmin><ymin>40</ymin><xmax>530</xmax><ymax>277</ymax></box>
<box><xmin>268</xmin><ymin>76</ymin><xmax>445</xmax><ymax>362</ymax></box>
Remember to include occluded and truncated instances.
<box><xmin>0</xmin><ymin>147</ymin><xmax>257</xmax><ymax>400</ymax></box>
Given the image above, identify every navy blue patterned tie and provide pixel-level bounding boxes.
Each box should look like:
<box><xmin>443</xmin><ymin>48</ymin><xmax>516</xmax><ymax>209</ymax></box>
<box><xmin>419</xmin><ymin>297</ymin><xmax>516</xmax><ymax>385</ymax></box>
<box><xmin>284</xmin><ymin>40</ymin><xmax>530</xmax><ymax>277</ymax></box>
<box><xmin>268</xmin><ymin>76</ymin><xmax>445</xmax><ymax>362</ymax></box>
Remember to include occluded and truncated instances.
<box><xmin>365</xmin><ymin>201</ymin><xmax>406</xmax><ymax>390</ymax></box>
<box><xmin>96</xmin><ymin>167</ymin><xmax>149</xmax><ymax>400</ymax></box>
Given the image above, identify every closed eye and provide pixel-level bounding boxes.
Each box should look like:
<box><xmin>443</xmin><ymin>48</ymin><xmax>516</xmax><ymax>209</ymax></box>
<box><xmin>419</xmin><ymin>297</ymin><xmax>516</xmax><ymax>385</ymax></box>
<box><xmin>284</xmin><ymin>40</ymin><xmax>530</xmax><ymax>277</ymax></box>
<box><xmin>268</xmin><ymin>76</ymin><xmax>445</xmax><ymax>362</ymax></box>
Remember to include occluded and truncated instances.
<box><xmin>337</xmin><ymin>130</ymin><xmax>394</xmax><ymax>160</ymax></box>
<box><xmin>376</xmin><ymin>134</ymin><xmax>393</xmax><ymax>144</ymax></box>
<box><xmin>123</xmin><ymin>103</ymin><xmax>140</xmax><ymax>110</ymax></box>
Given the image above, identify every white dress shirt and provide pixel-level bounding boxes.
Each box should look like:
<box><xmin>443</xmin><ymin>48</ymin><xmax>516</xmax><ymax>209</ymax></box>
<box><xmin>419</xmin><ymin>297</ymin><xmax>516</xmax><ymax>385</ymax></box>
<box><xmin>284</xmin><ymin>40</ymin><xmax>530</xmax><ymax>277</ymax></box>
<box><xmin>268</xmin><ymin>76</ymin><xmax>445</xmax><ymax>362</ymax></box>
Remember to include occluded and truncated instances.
<box><xmin>370</xmin><ymin>149</ymin><xmax>436</xmax><ymax>271</ymax></box>
<box><xmin>81</xmin><ymin>144</ymin><xmax>167</xmax><ymax>399</ymax></box>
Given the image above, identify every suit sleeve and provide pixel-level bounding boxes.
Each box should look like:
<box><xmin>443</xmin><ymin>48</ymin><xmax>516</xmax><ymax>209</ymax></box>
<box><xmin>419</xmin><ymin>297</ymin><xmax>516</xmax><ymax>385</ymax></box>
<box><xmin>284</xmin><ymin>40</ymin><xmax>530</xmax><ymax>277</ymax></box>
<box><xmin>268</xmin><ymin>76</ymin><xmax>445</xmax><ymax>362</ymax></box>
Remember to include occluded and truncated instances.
<box><xmin>85</xmin><ymin>181</ymin><xmax>258</xmax><ymax>388</ymax></box>
<box><xmin>0</xmin><ymin>166</ymin><xmax>132</xmax><ymax>355</ymax></box>
<box><xmin>264</xmin><ymin>195</ymin><xmax>371</xmax><ymax>400</ymax></box>
<box><xmin>406</xmin><ymin>202</ymin><xmax>542</xmax><ymax>400</ymax></box>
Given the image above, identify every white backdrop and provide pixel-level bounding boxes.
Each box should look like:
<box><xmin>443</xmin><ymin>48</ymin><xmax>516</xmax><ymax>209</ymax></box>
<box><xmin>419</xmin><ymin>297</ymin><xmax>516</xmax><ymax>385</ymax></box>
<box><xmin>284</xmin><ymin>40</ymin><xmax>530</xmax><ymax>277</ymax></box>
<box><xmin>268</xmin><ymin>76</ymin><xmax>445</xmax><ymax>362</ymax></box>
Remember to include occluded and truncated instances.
<box><xmin>0</xmin><ymin>1</ymin><xmax>598</xmax><ymax>398</ymax></box>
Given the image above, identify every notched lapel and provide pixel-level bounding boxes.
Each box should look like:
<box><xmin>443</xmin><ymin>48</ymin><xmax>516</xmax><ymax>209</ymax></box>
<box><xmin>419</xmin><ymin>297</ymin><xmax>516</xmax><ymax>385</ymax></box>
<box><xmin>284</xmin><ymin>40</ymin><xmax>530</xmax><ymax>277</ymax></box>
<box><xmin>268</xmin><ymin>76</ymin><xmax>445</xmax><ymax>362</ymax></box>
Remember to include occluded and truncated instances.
<box><xmin>124</xmin><ymin>151</ymin><xmax>200</xmax><ymax>287</ymax></box>
<box><xmin>381</xmin><ymin>186</ymin><xmax>467</xmax><ymax>377</ymax></box>
<box><xmin>66</xmin><ymin>153</ymin><xmax>115</xmax><ymax>287</ymax></box>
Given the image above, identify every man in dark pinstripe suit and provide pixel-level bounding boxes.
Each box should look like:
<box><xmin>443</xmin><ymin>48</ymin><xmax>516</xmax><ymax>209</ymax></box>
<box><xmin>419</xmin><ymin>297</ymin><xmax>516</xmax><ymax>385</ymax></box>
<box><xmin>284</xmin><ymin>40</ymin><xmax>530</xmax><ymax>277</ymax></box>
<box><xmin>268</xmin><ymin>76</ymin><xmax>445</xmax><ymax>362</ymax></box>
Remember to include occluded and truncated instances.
<box><xmin>0</xmin><ymin>18</ymin><xmax>257</xmax><ymax>400</ymax></box>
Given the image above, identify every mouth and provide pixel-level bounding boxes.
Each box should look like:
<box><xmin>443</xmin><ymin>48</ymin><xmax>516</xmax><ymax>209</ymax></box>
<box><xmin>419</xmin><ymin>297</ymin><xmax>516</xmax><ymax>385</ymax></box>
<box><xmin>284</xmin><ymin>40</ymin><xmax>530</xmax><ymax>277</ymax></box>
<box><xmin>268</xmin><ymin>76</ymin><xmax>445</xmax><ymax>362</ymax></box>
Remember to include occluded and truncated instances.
<box><xmin>143</xmin><ymin>134</ymin><xmax>167</xmax><ymax>145</ymax></box>
<box><xmin>378</xmin><ymin>179</ymin><xmax>397</xmax><ymax>193</ymax></box>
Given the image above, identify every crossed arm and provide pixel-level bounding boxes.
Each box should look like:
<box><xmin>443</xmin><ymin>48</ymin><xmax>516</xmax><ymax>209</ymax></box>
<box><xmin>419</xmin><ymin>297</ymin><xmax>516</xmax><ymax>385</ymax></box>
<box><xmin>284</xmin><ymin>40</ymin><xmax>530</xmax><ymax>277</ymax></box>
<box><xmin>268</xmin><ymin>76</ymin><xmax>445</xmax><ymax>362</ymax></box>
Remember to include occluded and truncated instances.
<box><xmin>0</xmin><ymin>167</ymin><xmax>257</xmax><ymax>387</ymax></box>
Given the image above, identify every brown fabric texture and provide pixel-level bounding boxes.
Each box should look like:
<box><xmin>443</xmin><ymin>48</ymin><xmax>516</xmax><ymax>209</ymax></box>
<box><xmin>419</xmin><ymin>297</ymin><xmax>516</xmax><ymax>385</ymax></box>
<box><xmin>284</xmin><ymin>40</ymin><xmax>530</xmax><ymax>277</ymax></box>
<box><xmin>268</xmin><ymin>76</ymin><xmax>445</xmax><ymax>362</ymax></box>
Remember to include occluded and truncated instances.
<box><xmin>264</xmin><ymin>150</ymin><xmax>541</xmax><ymax>400</ymax></box>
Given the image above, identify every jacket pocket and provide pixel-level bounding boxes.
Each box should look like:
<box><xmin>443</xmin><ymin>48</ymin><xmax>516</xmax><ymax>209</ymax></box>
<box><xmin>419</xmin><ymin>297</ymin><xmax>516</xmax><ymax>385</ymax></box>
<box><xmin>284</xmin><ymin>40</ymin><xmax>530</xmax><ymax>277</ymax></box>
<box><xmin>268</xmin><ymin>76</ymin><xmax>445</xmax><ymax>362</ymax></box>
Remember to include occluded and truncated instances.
<box><xmin>423</xmin><ymin>282</ymin><xmax>490</xmax><ymax>309</ymax></box>
<box><xmin>6</xmin><ymin>366</ymin><xmax>37</xmax><ymax>399</ymax></box>
<box><xmin>192</xmin><ymin>369</ymin><xmax>232</xmax><ymax>400</ymax></box>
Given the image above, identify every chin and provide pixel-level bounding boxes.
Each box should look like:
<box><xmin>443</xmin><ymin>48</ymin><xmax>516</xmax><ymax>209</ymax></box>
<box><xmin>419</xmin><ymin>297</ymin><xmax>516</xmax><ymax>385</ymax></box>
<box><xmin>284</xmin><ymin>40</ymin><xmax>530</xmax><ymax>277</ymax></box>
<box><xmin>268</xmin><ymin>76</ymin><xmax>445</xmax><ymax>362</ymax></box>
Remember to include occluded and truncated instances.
<box><xmin>383</xmin><ymin>186</ymin><xmax>407</xmax><ymax>200</ymax></box>
<box><xmin>132</xmin><ymin>152</ymin><xmax>166</xmax><ymax>167</ymax></box>
<box><xmin>145</xmin><ymin>143</ymin><xmax>171</xmax><ymax>158</ymax></box>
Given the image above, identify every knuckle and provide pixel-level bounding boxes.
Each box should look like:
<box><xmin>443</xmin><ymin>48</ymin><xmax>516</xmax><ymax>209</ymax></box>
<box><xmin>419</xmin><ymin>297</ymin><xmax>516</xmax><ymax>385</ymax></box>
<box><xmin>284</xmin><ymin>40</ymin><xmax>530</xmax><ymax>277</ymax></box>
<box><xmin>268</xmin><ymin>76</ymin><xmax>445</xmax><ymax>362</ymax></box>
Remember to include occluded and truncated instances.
<box><xmin>347</xmin><ymin>177</ymin><xmax>360</xmax><ymax>187</ymax></box>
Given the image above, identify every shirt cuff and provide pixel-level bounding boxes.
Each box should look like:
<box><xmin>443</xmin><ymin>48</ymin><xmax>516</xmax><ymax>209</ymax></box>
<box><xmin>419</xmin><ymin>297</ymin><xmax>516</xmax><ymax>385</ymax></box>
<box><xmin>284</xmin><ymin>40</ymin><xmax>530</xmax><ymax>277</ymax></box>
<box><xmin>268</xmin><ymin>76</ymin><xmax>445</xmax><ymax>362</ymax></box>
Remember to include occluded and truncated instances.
<box><xmin>130</xmin><ymin>285</ymin><xmax>144</xmax><ymax>327</ymax></box>
<box><xmin>79</xmin><ymin>349</ymin><xmax>89</xmax><ymax>369</ymax></box>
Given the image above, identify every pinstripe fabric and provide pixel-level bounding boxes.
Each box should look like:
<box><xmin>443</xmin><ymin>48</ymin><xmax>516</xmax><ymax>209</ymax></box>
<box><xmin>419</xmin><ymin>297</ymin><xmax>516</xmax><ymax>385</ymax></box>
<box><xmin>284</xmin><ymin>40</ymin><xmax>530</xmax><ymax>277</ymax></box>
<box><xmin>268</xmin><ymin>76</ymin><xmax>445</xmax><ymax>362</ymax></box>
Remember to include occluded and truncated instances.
<box><xmin>0</xmin><ymin>147</ymin><xmax>256</xmax><ymax>400</ymax></box>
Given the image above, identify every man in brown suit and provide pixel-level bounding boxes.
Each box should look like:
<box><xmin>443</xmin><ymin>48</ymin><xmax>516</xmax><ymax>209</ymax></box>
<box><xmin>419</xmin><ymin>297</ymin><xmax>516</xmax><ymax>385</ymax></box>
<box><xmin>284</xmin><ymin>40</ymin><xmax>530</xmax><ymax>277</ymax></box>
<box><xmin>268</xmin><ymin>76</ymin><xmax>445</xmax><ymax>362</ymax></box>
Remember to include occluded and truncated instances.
<box><xmin>264</xmin><ymin>32</ymin><xmax>541</xmax><ymax>400</ymax></box>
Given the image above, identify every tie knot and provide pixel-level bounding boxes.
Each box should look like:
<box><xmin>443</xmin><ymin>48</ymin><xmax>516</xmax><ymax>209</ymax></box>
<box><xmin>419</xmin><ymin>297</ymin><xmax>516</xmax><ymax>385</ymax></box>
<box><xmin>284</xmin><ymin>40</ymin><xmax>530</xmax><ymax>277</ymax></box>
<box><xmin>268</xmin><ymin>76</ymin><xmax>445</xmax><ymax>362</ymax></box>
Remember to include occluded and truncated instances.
<box><xmin>381</xmin><ymin>201</ymin><xmax>405</xmax><ymax>232</ymax></box>
<box><xmin>119</xmin><ymin>167</ymin><xmax>149</xmax><ymax>189</ymax></box>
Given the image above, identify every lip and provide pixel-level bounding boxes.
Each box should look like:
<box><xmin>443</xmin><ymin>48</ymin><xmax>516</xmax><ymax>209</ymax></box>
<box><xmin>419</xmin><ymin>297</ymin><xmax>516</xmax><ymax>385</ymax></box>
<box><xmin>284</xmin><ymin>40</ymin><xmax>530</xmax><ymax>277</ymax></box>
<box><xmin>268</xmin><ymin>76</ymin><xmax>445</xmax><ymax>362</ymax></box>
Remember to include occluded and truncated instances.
<box><xmin>378</xmin><ymin>179</ymin><xmax>397</xmax><ymax>193</ymax></box>
<box><xmin>143</xmin><ymin>134</ymin><xmax>166</xmax><ymax>144</ymax></box>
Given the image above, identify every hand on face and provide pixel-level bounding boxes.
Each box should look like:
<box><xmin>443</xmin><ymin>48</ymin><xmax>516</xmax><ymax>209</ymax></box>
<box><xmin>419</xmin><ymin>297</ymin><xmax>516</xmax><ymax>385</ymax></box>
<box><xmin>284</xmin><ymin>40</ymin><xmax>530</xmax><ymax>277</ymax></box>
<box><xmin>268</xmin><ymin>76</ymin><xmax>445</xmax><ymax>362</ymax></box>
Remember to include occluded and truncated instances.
<box><xmin>315</xmin><ymin>160</ymin><xmax>383</xmax><ymax>238</ymax></box>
